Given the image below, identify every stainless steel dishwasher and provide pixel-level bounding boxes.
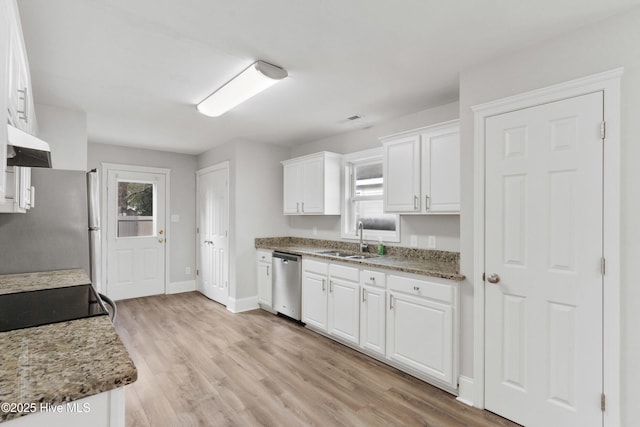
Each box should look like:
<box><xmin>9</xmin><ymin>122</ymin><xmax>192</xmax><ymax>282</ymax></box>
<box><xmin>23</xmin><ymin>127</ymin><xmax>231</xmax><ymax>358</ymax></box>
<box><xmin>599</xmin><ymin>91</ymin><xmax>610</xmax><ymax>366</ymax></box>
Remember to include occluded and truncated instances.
<box><xmin>272</xmin><ymin>251</ymin><xmax>302</xmax><ymax>320</ymax></box>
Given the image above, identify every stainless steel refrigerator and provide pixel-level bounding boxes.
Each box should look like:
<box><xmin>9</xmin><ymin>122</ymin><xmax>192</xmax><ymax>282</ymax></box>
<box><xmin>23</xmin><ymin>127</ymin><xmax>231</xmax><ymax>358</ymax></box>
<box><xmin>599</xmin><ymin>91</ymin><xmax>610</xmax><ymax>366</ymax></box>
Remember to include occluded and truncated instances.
<box><xmin>0</xmin><ymin>168</ymin><xmax>100</xmax><ymax>290</ymax></box>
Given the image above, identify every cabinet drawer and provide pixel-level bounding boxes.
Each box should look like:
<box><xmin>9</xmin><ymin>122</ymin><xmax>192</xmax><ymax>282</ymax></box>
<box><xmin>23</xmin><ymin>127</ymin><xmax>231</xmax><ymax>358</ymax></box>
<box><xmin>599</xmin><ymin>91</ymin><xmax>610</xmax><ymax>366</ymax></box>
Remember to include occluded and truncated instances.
<box><xmin>329</xmin><ymin>263</ymin><xmax>359</xmax><ymax>282</ymax></box>
<box><xmin>387</xmin><ymin>274</ymin><xmax>453</xmax><ymax>304</ymax></box>
<box><xmin>302</xmin><ymin>258</ymin><xmax>329</xmax><ymax>275</ymax></box>
<box><xmin>361</xmin><ymin>269</ymin><xmax>386</xmax><ymax>288</ymax></box>
<box><xmin>256</xmin><ymin>250</ymin><xmax>273</xmax><ymax>263</ymax></box>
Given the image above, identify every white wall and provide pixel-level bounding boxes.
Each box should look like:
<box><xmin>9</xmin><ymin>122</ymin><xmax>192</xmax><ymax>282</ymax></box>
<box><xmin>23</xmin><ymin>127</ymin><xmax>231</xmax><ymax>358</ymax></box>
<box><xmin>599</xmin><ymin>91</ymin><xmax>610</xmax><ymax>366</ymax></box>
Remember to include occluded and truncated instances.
<box><xmin>288</xmin><ymin>101</ymin><xmax>461</xmax><ymax>252</ymax></box>
<box><xmin>459</xmin><ymin>8</ymin><xmax>640</xmax><ymax>422</ymax></box>
<box><xmin>197</xmin><ymin>141</ymin><xmax>290</xmax><ymax>302</ymax></box>
<box><xmin>36</xmin><ymin>103</ymin><xmax>87</xmax><ymax>171</ymax></box>
<box><xmin>88</xmin><ymin>143</ymin><xmax>198</xmax><ymax>286</ymax></box>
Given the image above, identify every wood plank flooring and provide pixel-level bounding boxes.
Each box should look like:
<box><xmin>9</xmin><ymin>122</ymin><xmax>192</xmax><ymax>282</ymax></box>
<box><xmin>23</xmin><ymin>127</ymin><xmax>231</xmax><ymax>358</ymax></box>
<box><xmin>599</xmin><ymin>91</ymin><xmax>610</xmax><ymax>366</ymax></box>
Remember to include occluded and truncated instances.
<box><xmin>115</xmin><ymin>292</ymin><xmax>520</xmax><ymax>427</ymax></box>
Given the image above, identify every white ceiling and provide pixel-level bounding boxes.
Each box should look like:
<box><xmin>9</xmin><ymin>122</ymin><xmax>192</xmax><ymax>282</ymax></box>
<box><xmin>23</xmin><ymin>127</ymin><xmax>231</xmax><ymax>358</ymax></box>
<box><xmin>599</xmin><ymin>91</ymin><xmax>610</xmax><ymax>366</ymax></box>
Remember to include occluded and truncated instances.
<box><xmin>18</xmin><ymin>0</ymin><xmax>640</xmax><ymax>155</ymax></box>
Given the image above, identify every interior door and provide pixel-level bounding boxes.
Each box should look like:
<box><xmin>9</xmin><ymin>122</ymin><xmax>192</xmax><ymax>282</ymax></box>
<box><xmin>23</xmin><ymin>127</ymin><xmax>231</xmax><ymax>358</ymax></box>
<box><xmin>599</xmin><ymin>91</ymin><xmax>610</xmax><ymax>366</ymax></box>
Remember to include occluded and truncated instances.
<box><xmin>197</xmin><ymin>166</ymin><xmax>229</xmax><ymax>305</ymax></box>
<box><xmin>484</xmin><ymin>92</ymin><xmax>604</xmax><ymax>426</ymax></box>
<box><xmin>106</xmin><ymin>169</ymin><xmax>166</xmax><ymax>300</ymax></box>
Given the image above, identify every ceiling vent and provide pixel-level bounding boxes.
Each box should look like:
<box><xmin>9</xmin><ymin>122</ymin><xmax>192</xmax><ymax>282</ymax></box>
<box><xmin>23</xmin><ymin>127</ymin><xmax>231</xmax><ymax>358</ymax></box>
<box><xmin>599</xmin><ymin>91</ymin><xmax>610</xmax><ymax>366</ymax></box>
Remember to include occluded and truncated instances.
<box><xmin>346</xmin><ymin>115</ymin><xmax>362</xmax><ymax>121</ymax></box>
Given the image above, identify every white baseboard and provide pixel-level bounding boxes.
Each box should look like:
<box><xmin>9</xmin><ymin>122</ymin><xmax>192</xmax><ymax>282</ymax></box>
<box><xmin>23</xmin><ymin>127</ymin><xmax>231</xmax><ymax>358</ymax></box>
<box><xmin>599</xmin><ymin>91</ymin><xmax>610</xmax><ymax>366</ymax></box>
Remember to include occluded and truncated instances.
<box><xmin>166</xmin><ymin>280</ymin><xmax>196</xmax><ymax>294</ymax></box>
<box><xmin>227</xmin><ymin>295</ymin><xmax>259</xmax><ymax>313</ymax></box>
<box><xmin>456</xmin><ymin>375</ymin><xmax>475</xmax><ymax>406</ymax></box>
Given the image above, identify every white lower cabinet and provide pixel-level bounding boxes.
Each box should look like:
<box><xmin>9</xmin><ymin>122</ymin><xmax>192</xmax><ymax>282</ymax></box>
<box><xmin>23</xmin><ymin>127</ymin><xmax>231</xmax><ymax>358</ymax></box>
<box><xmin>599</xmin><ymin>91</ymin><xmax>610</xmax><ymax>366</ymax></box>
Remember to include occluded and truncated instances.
<box><xmin>360</xmin><ymin>285</ymin><xmax>386</xmax><ymax>357</ymax></box>
<box><xmin>256</xmin><ymin>250</ymin><xmax>273</xmax><ymax>309</ymax></box>
<box><xmin>359</xmin><ymin>269</ymin><xmax>386</xmax><ymax>357</ymax></box>
<box><xmin>300</xmin><ymin>258</ymin><xmax>458</xmax><ymax>393</ymax></box>
<box><xmin>301</xmin><ymin>259</ymin><xmax>329</xmax><ymax>330</ymax></box>
<box><xmin>386</xmin><ymin>274</ymin><xmax>456</xmax><ymax>388</ymax></box>
<box><xmin>327</xmin><ymin>263</ymin><xmax>360</xmax><ymax>345</ymax></box>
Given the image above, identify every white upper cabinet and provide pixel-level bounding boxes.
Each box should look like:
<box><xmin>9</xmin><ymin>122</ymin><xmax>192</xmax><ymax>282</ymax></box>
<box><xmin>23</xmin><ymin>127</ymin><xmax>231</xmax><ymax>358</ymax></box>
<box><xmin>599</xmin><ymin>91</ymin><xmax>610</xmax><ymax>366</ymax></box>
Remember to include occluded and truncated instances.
<box><xmin>381</xmin><ymin>120</ymin><xmax>460</xmax><ymax>214</ymax></box>
<box><xmin>282</xmin><ymin>152</ymin><xmax>342</xmax><ymax>215</ymax></box>
<box><xmin>0</xmin><ymin>1</ymin><xmax>10</xmax><ymax>203</ymax></box>
<box><xmin>5</xmin><ymin>0</ymin><xmax>36</xmax><ymax>135</ymax></box>
<box><xmin>382</xmin><ymin>135</ymin><xmax>421</xmax><ymax>212</ymax></box>
<box><xmin>1</xmin><ymin>0</ymin><xmax>37</xmax><ymax>212</ymax></box>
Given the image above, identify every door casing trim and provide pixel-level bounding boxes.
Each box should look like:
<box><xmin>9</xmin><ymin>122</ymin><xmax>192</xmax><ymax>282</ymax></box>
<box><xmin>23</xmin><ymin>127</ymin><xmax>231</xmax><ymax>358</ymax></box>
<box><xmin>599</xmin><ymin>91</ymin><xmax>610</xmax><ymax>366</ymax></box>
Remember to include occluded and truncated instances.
<box><xmin>471</xmin><ymin>68</ymin><xmax>623</xmax><ymax>425</ymax></box>
<box><xmin>101</xmin><ymin>163</ymin><xmax>172</xmax><ymax>298</ymax></box>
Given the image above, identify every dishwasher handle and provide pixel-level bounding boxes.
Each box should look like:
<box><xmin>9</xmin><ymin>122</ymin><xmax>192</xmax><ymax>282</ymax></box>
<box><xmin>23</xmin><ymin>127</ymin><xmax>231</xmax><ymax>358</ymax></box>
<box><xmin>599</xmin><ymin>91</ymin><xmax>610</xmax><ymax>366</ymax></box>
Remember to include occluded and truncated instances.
<box><xmin>272</xmin><ymin>252</ymin><xmax>301</xmax><ymax>263</ymax></box>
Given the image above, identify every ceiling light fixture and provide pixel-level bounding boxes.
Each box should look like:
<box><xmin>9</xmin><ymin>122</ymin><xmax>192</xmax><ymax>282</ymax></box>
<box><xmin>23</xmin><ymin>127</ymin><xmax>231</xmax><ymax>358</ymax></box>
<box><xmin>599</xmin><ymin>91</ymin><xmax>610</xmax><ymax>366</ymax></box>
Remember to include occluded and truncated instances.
<box><xmin>197</xmin><ymin>60</ymin><xmax>288</xmax><ymax>117</ymax></box>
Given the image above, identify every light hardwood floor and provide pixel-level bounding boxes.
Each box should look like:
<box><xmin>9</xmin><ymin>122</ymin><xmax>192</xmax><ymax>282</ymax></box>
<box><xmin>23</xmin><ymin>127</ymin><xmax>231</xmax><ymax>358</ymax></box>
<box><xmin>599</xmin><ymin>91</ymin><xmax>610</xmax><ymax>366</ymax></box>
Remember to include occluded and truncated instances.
<box><xmin>115</xmin><ymin>292</ymin><xmax>519</xmax><ymax>427</ymax></box>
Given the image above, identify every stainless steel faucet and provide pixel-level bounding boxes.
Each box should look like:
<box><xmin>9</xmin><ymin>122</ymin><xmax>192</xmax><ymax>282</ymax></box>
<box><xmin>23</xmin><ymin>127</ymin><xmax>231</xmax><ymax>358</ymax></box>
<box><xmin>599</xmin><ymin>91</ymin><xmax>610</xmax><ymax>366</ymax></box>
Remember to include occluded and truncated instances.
<box><xmin>357</xmin><ymin>221</ymin><xmax>368</xmax><ymax>252</ymax></box>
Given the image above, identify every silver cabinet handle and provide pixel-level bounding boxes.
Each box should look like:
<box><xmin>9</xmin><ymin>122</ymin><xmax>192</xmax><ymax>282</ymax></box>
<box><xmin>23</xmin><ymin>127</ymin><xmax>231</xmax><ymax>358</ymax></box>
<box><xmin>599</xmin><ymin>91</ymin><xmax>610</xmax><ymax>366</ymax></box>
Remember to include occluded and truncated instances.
<box><xmin>425</xmin><ymin>195</ymin><xmax>430</xmax><ymax>210</ymax></box>
<box><xmin>389</xmin><ymin>294</ymin><xmax>394</xmax><ymax>310</ymax></box>
<box><xmin>414</xmin><ymin>195</ymin><xmax>419</xmax><ymax>210</ymax></box>
<box><xmin>487</xmin><ymin>273</ymin><xmax>500</xmax><ymax>284</ymax></box>
<box><xmin>413</xmin><ymin>286</ymin><xmax>420</xmax><ymax>292</ymax></box>
<box><xmin>370</xmin><ymin>276</ymin><xmax>375</xmax><ymax>282</ymax></box>
<box><xmin>17</xmin><ymin>88</ymin><xmax>28</xmax><ymax>122</ymax></box>
<box><xmin>322</xmin><ymin>279</ymin><xmax>326</xmax><ymax>291</ymax></box>
<box><xmin>301</xmin><ymin>202</ymin><xmax>305</xmax><ymax>213</ymax></box>
<box><xmin>329</xmin><ymin>280</ymin><xmax>333</xmax><ymax>293</ymax></box>
<box><xmin>266</xmin><ymin>266</ymin><xmax>269</xmax><ymax>276</ymax></box>
<box><xmin>362</xmin><ymin>289</ymin><xmax>366</xmax><ymax>303</ymax></box>
<box><xmin>296</xmin><ymin>202</ymin><xmax>300</xmax><ymax>213</ymax></box>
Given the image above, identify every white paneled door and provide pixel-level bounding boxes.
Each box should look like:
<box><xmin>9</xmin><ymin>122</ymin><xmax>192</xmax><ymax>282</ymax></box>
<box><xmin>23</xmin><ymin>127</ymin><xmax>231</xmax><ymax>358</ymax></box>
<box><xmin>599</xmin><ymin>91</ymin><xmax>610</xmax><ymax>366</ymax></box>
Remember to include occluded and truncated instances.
<box><xmin>106</xmin><ymin>169</ymin><xmax>167</xmax><ymax>300</ymax></box>
<box><xmin>197</xmin><ymin>165</ymin><xmax>229</xmax><ymax>305</ymax></box>
<box><xmin>485</xmin><ymin>92</ymin><xmax>604</xmax><ymax>426</ymax></box>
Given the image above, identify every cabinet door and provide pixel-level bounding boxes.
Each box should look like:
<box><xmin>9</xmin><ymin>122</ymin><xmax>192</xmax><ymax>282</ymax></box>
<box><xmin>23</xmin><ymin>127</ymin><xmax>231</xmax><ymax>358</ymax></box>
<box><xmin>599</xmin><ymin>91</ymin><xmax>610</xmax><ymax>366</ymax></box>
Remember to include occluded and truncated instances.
<box><xmin>0</xmin><ymin>2</ymin><xmax>10</xmax><ymax>203</ymax></box>
<box><xmin>301</xmin><ymin>156</ymin><xmax>324</xmax><ymax>214</ymax></box>
<box><xmin>257</xmin><ymin>261</ymin><xmax>272</xmax><ymax>307</ymax></box>
<box><xmin>387</xmin><ymin>291</ymin><xmax>454</xmax><ymax>386</ymax></box>
<box><xmin>283</xmin><ymin>162</ymin><xmax>302</xmax><ymax>214</ymax></box>
<box><xmin>383</xmin><ymin>135</ymin><xmax>421</xmax><ymax>212</ymax></box>
<box><xmin>327</xmin><ymin>278</ymin><xmax>360</xmax><ymax>345</ymax></box>
<box><xmin>360</xmin><ymin>285</ymin><xmax>386</xmax><ymax>356</ymax></box>
<box><xmin>301</xmin><ymin>270</ymin><xmax>327</xmax><ymax>330</ymax></box>
<box><xmin>422</xmin><ymin>129</ymin><xmax>460</xmax><ymax>213</ymax></box>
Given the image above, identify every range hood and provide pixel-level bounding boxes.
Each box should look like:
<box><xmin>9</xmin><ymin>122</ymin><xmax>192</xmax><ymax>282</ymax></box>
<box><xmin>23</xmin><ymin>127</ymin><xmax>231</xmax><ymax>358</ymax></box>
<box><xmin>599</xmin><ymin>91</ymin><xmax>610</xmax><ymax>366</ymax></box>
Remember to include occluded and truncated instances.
<box><xmin>7</xmin><ymin>124</ymin><xmax>52</xmax><ymax>168</ymax></box>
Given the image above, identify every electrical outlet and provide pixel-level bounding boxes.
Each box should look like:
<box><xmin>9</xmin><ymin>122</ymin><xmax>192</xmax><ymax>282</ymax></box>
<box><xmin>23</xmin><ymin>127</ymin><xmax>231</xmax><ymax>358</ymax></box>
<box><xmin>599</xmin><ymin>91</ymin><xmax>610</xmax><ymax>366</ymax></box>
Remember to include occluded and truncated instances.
<box><xmin>427</xmin><ymin>235</ymin><xmax>437</xmax><ymax>249</ymax></box>
<box><xmin>185</xmin><ymin>267</ymin><xmax>191</xmax><ymax>275</ymax></box>
<box><xmin>410</xmin><ymin>235</ymin><xmax>418</xmax><ymax>247</ymax></box>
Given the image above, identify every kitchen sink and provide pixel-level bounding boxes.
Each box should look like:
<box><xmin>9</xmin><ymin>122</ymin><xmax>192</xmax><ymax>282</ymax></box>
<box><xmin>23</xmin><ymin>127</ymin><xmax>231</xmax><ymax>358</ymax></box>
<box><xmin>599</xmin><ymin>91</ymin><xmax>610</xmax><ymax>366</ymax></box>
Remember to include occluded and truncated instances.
<box><xmin>316</xmin><ymin>250</ymin><xmax>377</xmax><ymax>259</ymax></box>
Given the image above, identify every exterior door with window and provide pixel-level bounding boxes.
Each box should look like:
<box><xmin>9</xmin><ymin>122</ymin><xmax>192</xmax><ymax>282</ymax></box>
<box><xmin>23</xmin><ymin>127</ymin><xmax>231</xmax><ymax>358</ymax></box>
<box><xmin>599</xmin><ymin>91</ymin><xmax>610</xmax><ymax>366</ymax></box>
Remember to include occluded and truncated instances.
<box><xmin>106</xmin><ymin>169</ymin><xmax>166</xmax><ymax>300</ymax></box>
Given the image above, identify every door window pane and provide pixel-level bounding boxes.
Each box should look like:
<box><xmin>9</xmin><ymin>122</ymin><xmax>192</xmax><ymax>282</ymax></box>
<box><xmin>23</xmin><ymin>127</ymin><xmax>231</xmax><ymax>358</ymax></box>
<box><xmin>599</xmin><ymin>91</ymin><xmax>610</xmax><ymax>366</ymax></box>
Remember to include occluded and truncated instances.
<box><xmin>117</xmin><ymin>181</ymin><xmax>155</xmax><ymax>237</ymax></box>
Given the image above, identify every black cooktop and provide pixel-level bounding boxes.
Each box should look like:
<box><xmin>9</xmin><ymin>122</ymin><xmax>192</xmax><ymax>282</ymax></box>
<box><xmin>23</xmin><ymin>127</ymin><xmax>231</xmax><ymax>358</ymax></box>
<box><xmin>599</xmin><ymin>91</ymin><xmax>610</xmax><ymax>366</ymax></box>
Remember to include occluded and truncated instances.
<box><xmin>0</xmin><ymin>284</ymin><xmax>108</xmax><ymax>333</ymax></box>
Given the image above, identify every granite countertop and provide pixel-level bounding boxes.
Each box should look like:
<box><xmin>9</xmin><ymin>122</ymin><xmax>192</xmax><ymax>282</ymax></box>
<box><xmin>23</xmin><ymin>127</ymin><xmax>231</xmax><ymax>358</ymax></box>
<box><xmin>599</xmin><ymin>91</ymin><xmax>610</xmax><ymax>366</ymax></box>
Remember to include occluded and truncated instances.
<box><xmin>0</xmin><ymin>270</ymin><xmax>137</xmax><ymax>423</ymax></box>
<box><xmin>255</xmin><ymin>237</ymin><xmax>464</xmax><ymax>281</ymax></box>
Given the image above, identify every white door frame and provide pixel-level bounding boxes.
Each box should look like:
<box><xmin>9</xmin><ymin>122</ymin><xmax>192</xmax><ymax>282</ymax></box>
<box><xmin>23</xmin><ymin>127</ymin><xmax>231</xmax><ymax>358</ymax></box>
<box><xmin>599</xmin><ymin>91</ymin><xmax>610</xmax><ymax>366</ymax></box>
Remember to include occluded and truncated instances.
<box><xmin>196</xmin><ymin>161</ymin><xmax>230</xmax><ymax>301</ymax></box>
<box><xmin>471</xmin><ymin>68</ymin><xmax>623</xmax><ymax>425</ymax></box>
<box><xmin>101</xmin><ymin>163</ymin><xmax>172</xmax><ymax>297</ymax></box>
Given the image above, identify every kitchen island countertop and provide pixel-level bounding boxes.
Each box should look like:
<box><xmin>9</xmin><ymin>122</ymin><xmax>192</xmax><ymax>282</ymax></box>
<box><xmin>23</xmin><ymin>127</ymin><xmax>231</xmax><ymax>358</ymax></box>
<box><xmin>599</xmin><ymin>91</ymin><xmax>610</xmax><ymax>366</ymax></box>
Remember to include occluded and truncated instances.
<box><xmin>0</xmin><ymin>270</ymin><xmax>137</xmax><ymax>423</ymax></box>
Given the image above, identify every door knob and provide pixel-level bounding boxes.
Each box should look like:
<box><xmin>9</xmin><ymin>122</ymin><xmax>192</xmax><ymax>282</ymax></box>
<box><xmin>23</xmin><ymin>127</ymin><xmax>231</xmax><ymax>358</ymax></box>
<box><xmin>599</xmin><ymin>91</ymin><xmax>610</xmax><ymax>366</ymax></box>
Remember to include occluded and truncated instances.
<box><xmin>487</xmin><ymin>273</ymin><xmax>500</xmax><ymax>284</ymax></box>
<box><xmin>158</xmin><ymin>238</ymin><xmax>164</xmax><ymax>243</ymax></box>
<box><xmin>159</xmin><ymin>230</ymin><xmax>164</xmax><ymax>235</ymax></box>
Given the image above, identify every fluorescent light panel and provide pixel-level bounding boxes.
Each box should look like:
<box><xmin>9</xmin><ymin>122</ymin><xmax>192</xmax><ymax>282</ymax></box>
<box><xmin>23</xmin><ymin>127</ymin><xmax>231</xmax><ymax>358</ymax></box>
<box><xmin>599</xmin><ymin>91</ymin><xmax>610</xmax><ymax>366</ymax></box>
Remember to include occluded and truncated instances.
<box><xmin>197</xmin><ymin>60</ymin><xmax>288</xmax><ymax>117</ymax></box>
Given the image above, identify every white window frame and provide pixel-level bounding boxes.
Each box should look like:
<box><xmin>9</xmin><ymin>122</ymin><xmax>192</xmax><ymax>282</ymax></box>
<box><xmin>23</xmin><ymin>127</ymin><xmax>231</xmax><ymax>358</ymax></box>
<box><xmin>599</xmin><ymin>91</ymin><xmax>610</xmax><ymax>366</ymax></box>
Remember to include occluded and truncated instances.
<box><xmin>341</xmin><ymin>148</ymin><xmax>400</xmax><ymax>243</ymax></box>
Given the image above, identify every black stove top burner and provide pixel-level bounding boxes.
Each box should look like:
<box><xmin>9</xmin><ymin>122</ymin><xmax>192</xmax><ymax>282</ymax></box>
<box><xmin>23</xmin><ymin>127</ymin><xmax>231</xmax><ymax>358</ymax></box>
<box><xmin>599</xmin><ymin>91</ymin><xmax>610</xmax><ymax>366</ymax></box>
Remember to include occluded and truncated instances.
<box><xmin>0</xmin><ymin>284</ymin><xmax>108</xmax><ymax>333</ymax></box>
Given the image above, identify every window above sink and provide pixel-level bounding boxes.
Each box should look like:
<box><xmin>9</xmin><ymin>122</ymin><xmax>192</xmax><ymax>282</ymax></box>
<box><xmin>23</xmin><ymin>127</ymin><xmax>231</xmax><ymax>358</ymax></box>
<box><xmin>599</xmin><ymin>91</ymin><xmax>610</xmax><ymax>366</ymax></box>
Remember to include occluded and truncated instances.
<box><xmin>341</xmin><ymin>148</ymin><xmax>400</xmax><ymax>243</ymax></box>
